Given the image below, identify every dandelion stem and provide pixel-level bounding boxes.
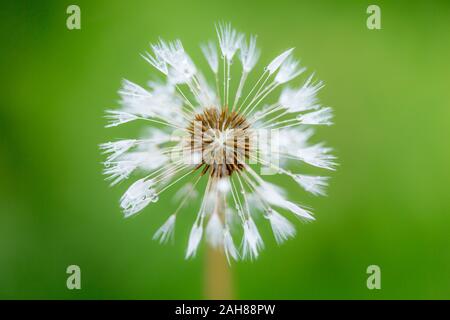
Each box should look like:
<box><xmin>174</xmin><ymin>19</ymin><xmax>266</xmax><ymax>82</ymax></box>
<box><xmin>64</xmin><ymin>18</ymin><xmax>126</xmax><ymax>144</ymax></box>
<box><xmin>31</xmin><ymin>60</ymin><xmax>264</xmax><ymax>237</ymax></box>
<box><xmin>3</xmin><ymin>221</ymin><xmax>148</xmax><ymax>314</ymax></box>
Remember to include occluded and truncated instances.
<box><xmin>205</xmin><ymin>247</ymin><xmax>233</xmax><ymax>299</ymax></box>
<box><xmin>204</xmin><ymin>194</ymin><xmax>233</xmax><ymax>299</ymax></box>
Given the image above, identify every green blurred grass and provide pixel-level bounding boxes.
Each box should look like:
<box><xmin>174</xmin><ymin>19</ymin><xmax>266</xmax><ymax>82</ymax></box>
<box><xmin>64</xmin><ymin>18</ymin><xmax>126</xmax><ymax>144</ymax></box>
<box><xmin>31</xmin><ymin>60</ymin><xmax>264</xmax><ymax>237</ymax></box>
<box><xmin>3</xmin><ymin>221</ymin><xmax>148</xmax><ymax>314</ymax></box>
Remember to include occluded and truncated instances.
<box><xmin>1</xmin><ymin>0</ymin><xmax>450</xmax><ymax>299</ymax></box>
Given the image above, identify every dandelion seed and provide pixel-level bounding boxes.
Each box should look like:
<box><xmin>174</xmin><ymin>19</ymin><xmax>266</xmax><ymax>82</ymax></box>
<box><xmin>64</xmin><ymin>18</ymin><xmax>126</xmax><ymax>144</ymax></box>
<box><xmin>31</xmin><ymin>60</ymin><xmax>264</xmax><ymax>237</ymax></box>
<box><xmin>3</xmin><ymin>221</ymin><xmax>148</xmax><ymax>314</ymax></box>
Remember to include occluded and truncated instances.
<box><xmin>206</xmin><ymin>212</ymin><xmax>224</xmax><ymax>248</ymax></box>
<box><xmin>120</xmin><ymin>178</ymin><xmax>158</xmax><ymax>217</ymax></box>
<box><xmin>297</xmin><ymin>144</ymin><xmax>337</xmax><ymax>170</ymax></box>
<box><xmin>201</xmin><ymin>41</ymin><xmax>219</xmax><ymax>74</ymax></box>
<box><xmin>186</xmin><ymin>222</ymin><xmax>203</xmax><ymax>259</ymax></box>
<box><xmin>105</xmin><ymin>110</ymin><xmax>138</xmax><ymax>127</ymax></box>
<box><xmin>266</xmin><ymin>48</ymin><xmax>295</xmax><ymax>74</ymax></box>
<box><xmin>216</xmin><ymin>22</ymin><xmax>242</xmax><ymax>61</ymax></box>
<box><xmin>239</xmin><ymin>35</ymin><xmax>260</xmax><ymax>72</ymax></box>
<box><xmin>242</xmin><ymin>218</ymin><xmax>264</xmax><ymax>260</ymax></box>
<box><xmin>279</xmin><ymin>75</ymin><xmax>324</xmax><ymax>113</ymax></box>
<box><xmin>275</xmin><ymin>57</ymin><xmax>306</xmax><ymax>84</ymax></box>
<box><xmin>100</xmin><ymin>139</ymin><xmax>136</xmax><ymax>162</ymax></box>
<box><xmin>297</xmin><ymin>107</ymin><xmax>333</xmax><ymax>125</ymax></box>
<box><xmin>266</xmin><ymin>209</ymin><xmax>296</xmax><ymax>244</ymax></box>
<box><xmin>293</xmin><ymin>174</ymin><xmax>329</xmax><ymax>196</ymax></box>
<box><xmin>223</xmin><ymin>227</ymin><xmax>239</xmax><ymax>263</ymax></box>
<box><xmin>153</xmin><ymin>214</ymin><xmax>176</xmax><ymax>244</ymax></box>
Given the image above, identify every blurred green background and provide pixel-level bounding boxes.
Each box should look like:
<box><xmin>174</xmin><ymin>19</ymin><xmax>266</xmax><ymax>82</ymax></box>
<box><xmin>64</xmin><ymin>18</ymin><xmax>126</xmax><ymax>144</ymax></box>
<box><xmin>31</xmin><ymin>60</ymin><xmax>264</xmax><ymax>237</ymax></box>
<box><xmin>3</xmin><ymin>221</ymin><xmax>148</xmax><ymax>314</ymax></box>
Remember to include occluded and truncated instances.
<box><xmin>1</xmin><ymin>0</ymin><xmax>450</xmax><ymax>299</ymax></box>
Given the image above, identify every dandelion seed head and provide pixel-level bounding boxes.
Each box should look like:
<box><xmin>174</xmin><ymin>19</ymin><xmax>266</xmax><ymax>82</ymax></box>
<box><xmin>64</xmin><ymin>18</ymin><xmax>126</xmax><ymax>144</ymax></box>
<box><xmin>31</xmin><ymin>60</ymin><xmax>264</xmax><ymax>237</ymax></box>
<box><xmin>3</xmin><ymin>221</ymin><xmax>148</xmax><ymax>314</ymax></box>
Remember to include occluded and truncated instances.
<box><xmin>101</xmin><ymin>23</ymin><xmax>336</xmax><ymax>261</ymax></box>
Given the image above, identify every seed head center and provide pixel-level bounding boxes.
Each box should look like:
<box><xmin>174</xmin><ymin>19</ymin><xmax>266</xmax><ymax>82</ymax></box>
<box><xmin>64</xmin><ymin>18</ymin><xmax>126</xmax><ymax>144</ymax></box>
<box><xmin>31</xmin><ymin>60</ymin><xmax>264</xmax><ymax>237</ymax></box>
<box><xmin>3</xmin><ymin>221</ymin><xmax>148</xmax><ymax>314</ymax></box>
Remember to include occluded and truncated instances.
<box><xmin>186</xmin><ymin>107</ymin><xmax>252</xmax><ymax>177</ymax></box>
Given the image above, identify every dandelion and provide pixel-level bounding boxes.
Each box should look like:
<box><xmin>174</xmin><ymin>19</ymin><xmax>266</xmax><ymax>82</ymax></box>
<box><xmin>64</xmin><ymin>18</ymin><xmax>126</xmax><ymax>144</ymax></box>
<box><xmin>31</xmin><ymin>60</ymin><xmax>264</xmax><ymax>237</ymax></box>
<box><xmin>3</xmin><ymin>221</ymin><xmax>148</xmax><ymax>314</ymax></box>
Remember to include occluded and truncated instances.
<box><xmin>101</xmin><ymin>22</ymin><xmax>336</xmax><ymax>262</ymax></box>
